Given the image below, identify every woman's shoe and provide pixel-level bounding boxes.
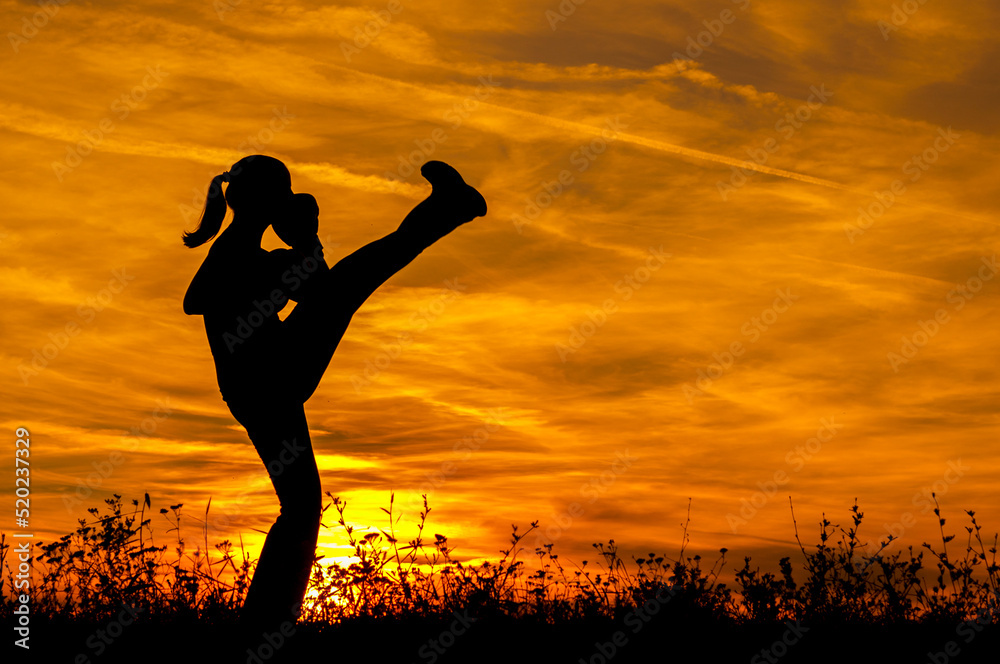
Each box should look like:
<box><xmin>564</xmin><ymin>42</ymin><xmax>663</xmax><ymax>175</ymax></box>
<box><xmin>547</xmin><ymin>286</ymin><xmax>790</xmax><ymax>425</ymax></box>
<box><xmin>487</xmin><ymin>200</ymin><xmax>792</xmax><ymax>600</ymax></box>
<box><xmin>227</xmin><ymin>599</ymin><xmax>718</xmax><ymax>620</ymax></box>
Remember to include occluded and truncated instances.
<box><xmin>420</xmin><ymin>160</ymin><xmax>487</xmax><ymax>223</ymax></box>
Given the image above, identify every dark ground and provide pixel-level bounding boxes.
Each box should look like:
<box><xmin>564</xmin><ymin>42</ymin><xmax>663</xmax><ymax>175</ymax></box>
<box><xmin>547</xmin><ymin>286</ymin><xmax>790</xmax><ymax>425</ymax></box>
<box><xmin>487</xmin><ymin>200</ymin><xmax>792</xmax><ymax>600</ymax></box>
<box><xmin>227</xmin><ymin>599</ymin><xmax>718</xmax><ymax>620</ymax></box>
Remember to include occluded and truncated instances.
<box><xmin>10</xmin><ymin>613</ymin><xmax>999</xmax><ymax>664</ymax></box>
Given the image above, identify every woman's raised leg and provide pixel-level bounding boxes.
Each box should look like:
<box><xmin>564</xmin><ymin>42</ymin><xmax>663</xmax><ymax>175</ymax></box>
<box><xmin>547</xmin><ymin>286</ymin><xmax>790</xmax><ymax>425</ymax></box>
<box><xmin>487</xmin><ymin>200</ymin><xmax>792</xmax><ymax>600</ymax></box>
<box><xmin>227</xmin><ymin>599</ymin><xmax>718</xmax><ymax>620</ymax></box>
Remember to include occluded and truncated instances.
<box><xmin>280</xmin><ymin>161</ymin><xmax>486</xmax><ymax>403</ymax></box>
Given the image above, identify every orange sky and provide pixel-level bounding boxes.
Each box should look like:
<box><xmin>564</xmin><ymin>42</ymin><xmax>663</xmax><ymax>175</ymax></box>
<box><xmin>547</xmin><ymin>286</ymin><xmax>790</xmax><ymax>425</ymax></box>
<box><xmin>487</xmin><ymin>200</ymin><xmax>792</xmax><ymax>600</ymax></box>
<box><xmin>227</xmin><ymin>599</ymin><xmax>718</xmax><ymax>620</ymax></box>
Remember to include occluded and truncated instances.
<box><xmin>2</xmin><ymin>0</ymin><xmax>999</xmax><ymax>578</ymax></box>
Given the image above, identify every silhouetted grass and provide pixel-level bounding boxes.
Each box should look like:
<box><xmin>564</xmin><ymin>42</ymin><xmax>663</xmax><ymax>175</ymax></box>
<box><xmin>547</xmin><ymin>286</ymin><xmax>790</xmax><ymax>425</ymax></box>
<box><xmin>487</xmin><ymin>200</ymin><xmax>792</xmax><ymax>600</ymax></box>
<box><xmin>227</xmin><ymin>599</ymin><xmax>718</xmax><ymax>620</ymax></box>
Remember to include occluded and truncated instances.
<box><xmin>2</xmin><ymin>493</ymin><xmax>998</xmax><ymax>663</ymax></box>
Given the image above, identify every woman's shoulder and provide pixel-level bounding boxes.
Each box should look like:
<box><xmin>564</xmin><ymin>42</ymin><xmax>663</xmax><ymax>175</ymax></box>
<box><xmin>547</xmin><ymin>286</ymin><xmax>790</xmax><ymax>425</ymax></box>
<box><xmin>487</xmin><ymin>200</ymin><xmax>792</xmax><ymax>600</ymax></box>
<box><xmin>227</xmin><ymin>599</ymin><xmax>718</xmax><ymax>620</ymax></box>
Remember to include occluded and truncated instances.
<box><xmin>207</xmin><ymin>233</ymin><xmax>271</xmax><ymax>260</ymax></box>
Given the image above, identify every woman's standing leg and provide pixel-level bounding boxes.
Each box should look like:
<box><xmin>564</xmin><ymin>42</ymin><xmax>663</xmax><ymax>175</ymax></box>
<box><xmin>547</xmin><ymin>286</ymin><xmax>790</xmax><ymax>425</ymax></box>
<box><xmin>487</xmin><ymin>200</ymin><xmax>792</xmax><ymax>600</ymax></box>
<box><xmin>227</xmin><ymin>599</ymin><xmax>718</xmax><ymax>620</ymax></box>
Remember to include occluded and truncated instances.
<box><xmin>228</xmin><ymin>397</ymin><xmax>322</xmax><ymax>634</ymax></box>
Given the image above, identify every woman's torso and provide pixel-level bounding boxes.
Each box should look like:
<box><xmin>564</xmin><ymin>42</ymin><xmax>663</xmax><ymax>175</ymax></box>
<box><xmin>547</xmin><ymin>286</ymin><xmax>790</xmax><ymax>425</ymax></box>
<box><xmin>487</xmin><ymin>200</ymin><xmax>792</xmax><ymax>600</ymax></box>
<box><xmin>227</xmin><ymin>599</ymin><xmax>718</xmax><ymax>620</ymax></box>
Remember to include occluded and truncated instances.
<box><xmin>201</xmin><ymin>229</ymin><xmax>293</xmax><ymax>402</ymax></box>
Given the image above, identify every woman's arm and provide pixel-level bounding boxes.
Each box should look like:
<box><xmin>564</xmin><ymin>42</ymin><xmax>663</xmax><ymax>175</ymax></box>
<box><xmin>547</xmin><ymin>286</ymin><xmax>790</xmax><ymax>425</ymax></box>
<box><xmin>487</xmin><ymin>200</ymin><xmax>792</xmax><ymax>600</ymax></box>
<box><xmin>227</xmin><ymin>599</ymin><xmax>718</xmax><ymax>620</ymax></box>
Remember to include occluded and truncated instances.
<box><xmin>183</xmin><ymin>257</ymin><xmax>220</xmax><ymax>315</ymax></box>
<box><xmin>268</xmin><ymin>247</ymin><xmax>313</xmax><ymax>304</ymax></box>
<box><xmin>183</xmin><ymin>250</ymin><xmax>252</xmax><ymax>315</ymax></box>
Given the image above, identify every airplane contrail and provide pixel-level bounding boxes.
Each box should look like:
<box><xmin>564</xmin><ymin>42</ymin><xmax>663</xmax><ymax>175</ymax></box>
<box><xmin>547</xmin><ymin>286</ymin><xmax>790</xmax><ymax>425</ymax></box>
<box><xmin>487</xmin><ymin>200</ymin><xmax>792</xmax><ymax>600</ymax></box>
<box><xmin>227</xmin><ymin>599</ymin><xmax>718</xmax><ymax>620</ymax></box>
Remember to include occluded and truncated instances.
<box><xmin>477</xmin><ymin>100</ymin><xmax>853</xmax><ymax>192</ymax></box>
<box><xmin>464</xmin><ymin>98</ymin><xmax>993</xmax><ymax>226</ymax></box>
<box><xmin>2</xmin><ymin>61</ymin><xmax>988</xmax><ymax>227</ymax></box>
<box><xmin>322</xmin><ymin>63</ymin><xmax>852</xmax><ymax>191</ymax></box>
<box><xmin>325</xmin><ymin>64</ymin><xmax>992</xmax><ymax>225</ymax></box>
<box><xmin>789</xmin><ymin>253</ymin><xmax>957</xmax><ymax>288</ymax></box>
<box><xmin>0</xmin><ymin>102</ymin><xmax>426</xmax><ymax>198</ymax></box>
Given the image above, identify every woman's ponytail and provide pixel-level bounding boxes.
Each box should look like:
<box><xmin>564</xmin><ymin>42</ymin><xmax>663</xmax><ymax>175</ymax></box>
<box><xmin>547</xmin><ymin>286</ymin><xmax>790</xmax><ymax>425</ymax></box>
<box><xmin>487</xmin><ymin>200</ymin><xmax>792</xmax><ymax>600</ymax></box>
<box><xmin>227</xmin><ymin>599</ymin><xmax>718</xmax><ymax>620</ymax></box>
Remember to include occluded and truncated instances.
<box><xmin>182</xmin><ymin>173</ymin><xmax>229</xmax><ymax>248</ymax></box>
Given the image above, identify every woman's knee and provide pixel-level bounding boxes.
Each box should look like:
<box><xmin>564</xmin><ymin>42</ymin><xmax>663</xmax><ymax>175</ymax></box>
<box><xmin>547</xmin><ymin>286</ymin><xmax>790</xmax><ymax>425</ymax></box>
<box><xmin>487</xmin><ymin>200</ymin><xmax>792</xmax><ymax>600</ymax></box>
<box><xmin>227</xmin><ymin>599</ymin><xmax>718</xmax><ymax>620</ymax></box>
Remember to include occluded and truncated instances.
<box><xmin>276</xmin><ymin>481</ymin><xmax>323</xmax><ymax>521</ymax></box>
<box><xmin>277</xmin><ymin>500</ymin><xmax>323</xmax><ymax>531</ymax></box>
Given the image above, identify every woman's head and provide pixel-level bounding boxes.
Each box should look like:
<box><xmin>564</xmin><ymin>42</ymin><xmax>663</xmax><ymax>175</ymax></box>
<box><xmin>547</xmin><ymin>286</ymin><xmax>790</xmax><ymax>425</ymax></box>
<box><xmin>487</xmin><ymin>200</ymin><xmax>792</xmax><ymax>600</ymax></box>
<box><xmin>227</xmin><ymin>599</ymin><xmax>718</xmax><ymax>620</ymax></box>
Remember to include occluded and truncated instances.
<box><xmin>182</xmin><ymin>155</ymin><xmax>293</xmax><ymax>248</ymax></box>
<box><xmin>224</xmin><ymin>155</ymin><xmax>292</xmax><ymax>213</ymax></box>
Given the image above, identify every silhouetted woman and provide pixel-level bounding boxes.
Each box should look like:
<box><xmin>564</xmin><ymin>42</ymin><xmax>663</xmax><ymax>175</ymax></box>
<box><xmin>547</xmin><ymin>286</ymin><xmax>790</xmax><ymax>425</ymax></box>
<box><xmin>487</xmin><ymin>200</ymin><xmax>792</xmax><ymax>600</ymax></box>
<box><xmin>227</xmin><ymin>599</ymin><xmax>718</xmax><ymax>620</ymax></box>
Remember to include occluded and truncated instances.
<box><xmin>182</xmin><ymin>155</ymin><xmax>486</xmax><ymax>634</ymax></box>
